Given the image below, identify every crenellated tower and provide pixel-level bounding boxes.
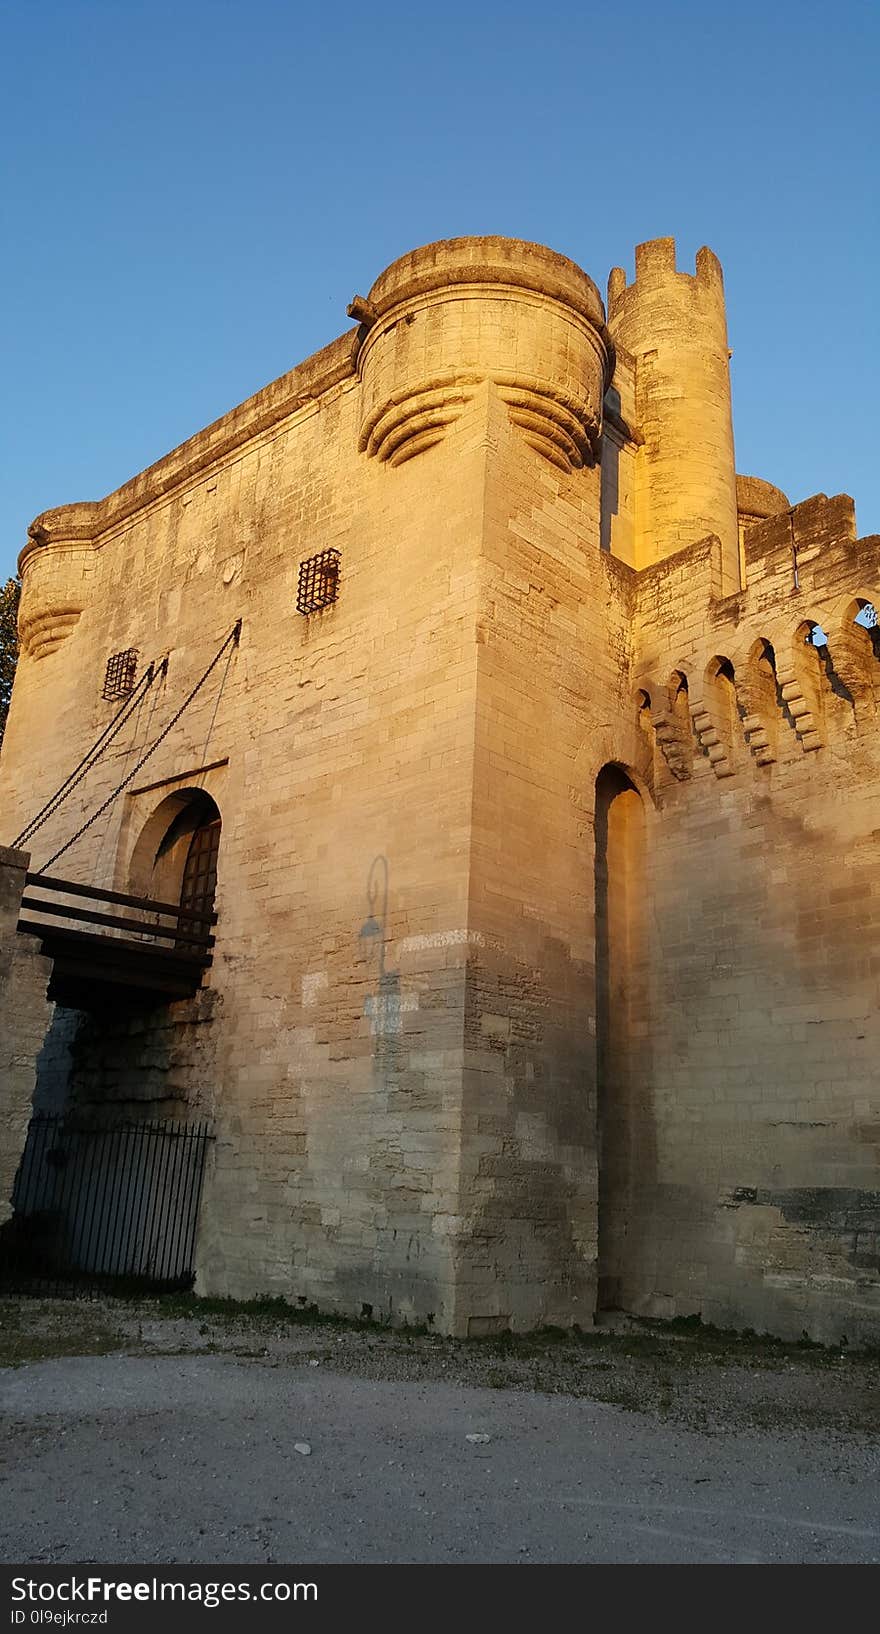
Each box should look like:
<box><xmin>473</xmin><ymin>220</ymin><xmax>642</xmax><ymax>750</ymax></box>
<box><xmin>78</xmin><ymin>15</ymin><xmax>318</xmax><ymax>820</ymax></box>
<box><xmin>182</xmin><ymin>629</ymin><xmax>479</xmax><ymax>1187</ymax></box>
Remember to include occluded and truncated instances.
<box><xmin>608</xmin><ymin>237</ymin><xmax>740</xmax><ymax>590</ymax></box>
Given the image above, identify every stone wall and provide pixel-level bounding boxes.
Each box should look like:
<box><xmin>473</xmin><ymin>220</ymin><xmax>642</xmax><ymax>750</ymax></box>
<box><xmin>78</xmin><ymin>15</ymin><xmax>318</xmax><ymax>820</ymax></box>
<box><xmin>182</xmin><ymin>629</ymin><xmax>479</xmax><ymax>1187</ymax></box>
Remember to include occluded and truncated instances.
<box><xmin>0</xmin><ymin>233</ymin><xmax>877</xmax><ymax>1342</ymax></box>
<box><xmin>625</xmin><ymin>498</ymin><xmax>880</xmax><ymax>1342</ymax></box>
<box><xmin>1</xmin><ymin>366</ymin><xmax>486</xmax><ymax>1326</ymax></box>
<box><xmin>3</xmin><ymin>239</ymin><xmax>614</xmax><ymax>1332</ymax></box>
<box><xmin>0</xmin><ymin>847</ymin><xmax>52</xmax><ymax>1225</ymax></box>
<box><xmin>453</xmin><ymin>383</ymin><xmax>633</xmax><ymax>1334</ymax></box>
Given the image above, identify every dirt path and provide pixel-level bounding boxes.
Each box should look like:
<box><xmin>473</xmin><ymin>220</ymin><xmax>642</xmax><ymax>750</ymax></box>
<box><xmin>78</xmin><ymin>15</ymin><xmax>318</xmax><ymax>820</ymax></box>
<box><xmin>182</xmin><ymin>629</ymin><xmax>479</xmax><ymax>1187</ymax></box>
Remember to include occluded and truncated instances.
<box><xmin>2</xmin><ymin>1298</ymin><xmax>879</xmax><ymax>1564</ymax></box>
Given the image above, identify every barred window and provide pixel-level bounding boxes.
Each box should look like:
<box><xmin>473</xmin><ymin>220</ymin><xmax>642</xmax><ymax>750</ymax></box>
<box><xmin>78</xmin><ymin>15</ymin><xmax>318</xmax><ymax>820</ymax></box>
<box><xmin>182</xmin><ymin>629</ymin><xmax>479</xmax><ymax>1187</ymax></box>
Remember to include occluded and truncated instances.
<box><xmin>103</xmin><ymin>648</ymin><xmax>138</xmax><ymax>700</ymax></box>
<box><xmin>297</xmin><ymin>549</ymin><xmax>340</xmax><ymax>615</ymax></box>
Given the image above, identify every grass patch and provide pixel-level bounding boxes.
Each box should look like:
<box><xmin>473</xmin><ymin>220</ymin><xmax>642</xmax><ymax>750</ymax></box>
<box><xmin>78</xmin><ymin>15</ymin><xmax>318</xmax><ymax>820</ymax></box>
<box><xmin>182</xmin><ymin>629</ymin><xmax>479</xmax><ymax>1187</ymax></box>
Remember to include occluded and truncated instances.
<box><xmin>1</xmin><ymin>1291</ymin><xmax>872</xmax><ymax>1380</ymax></box>
<box><xmin>0</xmin><ymin>1301</ymin><xmax>128</xmax><ymax>1368</ymax></box>
<box><xmin>471</xmin><ymin>1314</ymin><xmax>856</xmax><ymax>1371</ymax></box>
<box><xmin>153</xmin><ymin>1291</ymin><xmax>432</xmax><ymax>1338</ymax></box>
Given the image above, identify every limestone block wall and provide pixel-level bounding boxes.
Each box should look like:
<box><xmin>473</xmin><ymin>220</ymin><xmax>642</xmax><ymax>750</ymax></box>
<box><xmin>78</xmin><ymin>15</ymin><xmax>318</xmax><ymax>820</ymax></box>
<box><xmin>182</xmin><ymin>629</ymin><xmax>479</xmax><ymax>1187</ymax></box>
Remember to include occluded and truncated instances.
<box><xmin>623</xmin><ymin>497</ymin><xmax>880</xmax><ymax>1342</ymax></box>
<box><xmin>1</xmin><ymin>363</ymin><xmax>489</xmax><ymax>1327</ymax></box>
<box><xmin>453</xmin><ymin>387</ymin><xmax>636</xmax><ymax>1334</ymax></box>
<box><xmin>0</xmin><ymin>237</ymin><xmax>619</xmax><ymax>1333</ymax></box>
<box><xmin>197</xmin><ymin>394</ymin><xmax>488</xmax><ymax>1325</ymax></box>
<box><xmin>0</xmin><ymin>848</ymin><xmax>52</xmax><ymax>1226</ymax></box>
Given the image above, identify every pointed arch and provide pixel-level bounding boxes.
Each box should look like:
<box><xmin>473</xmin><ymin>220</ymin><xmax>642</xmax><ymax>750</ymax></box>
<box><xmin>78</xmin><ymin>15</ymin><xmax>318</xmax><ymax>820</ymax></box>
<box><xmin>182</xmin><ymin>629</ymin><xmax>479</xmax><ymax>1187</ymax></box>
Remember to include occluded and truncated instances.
<box><xmin>594</xmin><ymin>763</ymin><xmax>651</xmax><ymax>1312</ymax></box>
<box><xmin>737</xmin><ymin>637</ymin><xmax>779</xmax><ymax>764</ymax></box>
<box><xmin>127</xmin><ymin>788</ymin><xmax>223</xmax><ymax>915</ymax></box>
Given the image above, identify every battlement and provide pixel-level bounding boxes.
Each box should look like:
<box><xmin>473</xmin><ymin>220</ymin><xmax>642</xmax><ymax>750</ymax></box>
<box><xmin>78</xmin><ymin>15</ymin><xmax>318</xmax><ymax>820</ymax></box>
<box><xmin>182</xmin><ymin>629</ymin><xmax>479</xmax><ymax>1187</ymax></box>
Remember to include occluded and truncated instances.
<box><xmin>632</xmin><ymin>491</ymin><xmax>880</xmax><ymax>797</ymax></box>
<box><xmin>744</xmin><ymin>491</ymin><xmax>858</xmax><ymax>576</ymax></box>
<box><xmin>607</xmin><ymin>237</ymin><xmax>724</xmax><ymax>319</ymax></box>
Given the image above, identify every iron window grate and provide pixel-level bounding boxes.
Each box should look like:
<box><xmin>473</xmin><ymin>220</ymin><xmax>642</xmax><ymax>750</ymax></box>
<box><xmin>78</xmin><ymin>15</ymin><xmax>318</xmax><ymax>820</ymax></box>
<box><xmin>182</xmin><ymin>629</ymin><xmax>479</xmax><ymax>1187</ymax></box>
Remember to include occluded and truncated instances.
<box><xmin>103</xmin><ymin>647</ymin><xmax>138</xmax><ymax>700</ymax></box>
<box><xmin>297</xmin><ymin>549</ymin><xmax>340</xmax><ymax>615</ymax></box>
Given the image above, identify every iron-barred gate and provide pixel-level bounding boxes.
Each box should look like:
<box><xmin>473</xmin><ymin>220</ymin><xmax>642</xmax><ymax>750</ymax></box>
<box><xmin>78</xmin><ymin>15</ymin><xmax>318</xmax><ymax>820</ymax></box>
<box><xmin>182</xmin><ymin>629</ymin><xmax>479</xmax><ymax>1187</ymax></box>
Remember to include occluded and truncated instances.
<box><xmin>0</xmin><ymin>1114</ymin><xmax>213</xmax><ymax>1293</ymax></box>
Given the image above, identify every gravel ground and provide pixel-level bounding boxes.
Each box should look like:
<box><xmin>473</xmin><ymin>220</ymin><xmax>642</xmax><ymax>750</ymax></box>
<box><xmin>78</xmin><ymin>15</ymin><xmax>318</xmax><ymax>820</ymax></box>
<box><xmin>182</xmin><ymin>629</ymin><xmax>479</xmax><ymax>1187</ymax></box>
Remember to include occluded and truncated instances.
<box><xmin>1</xmin><ymin>1297</ymin><xmax>879</xmax><ymax>1565</ymax></box>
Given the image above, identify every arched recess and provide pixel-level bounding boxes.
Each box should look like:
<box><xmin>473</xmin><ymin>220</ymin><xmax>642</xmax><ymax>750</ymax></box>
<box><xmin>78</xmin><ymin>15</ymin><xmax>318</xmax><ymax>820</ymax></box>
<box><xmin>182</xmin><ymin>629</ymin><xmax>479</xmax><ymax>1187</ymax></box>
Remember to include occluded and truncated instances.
<box><xmin>633</xmin><ymin>688</ymin><xmax>655</xmax><ymax>786</ymax></box>
<box><xmin>649</xmin><ymin>671</ymin><xmax>692</xmax><ymax>782</ymax></box>
<box><xmin>667</xmin><ymin>670</ymin><xmax>693</xmax><ymax>779</ymax></box>
<box><xmin>795</xmin><ymin>617</ymin><xmax>848</xmax><ymax>717</ymax></box>
<box><xmin>693</xmin><ymin>657</ymin><xmax>738</xmax><ymax>777</ymax></box>
<box><xmin>594</xmin><ymin>764</ymin><xmax>651</xmax><ymax>1313</ymax></box>
<box><xmin>853</xmin><ymin>598</ymin><xmax>879</xmax><ymax>647</ymax></box>
<box><xmin>772</xmin><ymin>621</ymin><xmax>828</xmax><ymax>752</ymax></box>
<box><xmin>127</xmin><ymin>789</ymin><xmax>222</xmax><ymax>930</ymax></box>
<box><xmin>737</xmin><ymin>638</ymin><xmax>779</xmax><ymax>764</ymax></box>
<box><xmin>831</xmin><ymin>597</ymin><xmax>880</xmax><ymax>711</ymax></box>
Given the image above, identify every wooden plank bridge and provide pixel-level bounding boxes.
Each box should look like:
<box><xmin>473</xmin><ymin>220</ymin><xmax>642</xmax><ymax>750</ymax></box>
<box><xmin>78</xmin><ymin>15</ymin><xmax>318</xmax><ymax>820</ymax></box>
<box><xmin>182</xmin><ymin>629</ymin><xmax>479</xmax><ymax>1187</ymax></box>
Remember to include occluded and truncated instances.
<box><xmin>17</xmin><ymin>872</ymin><xmax>216</xmax><ymax>1009</ymax></box>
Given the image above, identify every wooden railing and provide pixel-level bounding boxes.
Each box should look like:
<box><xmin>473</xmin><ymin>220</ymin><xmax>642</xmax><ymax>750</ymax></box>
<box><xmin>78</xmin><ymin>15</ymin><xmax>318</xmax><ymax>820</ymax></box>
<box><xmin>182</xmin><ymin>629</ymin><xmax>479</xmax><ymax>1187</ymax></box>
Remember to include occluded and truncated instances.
<box><xmin>19</xmin><ymin>873</ymin><xmax>215</xmax><ymax>957</ymax></box>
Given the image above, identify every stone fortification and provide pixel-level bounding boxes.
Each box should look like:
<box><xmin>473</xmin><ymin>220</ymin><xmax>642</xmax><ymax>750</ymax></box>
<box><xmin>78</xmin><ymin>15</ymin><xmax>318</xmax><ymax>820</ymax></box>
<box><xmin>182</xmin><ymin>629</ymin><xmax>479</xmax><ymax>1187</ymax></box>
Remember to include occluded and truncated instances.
<box><xmin>1</xmin><ymin>235</ymin><xmax>877</xmax><ymax>1342</ymax></box>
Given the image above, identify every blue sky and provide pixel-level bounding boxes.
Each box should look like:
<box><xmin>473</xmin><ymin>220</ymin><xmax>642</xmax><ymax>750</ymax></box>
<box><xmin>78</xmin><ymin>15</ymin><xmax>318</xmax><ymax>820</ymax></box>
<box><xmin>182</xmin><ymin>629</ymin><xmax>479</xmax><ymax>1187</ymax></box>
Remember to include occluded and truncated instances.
<box><xmin>1</xmin><ymin>0</ymin><xmax>877</xmax><ymax>580</ymax></box>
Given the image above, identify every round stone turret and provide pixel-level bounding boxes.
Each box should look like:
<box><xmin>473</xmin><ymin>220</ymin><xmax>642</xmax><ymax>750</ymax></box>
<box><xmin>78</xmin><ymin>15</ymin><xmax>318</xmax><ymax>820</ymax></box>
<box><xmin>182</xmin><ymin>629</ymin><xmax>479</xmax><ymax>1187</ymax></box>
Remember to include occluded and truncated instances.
<box><xmin>351</xmin><ymin>237</ymin><xmax>613</xmax><ymax>473</ymax></box>
<box><xmin>17</xmin><ymin>505</ymin><xmax>98</xmax><ymax>661</ymax></box>
<box><xmin>608</xmin><ymin>237</ymin><xmax>739</xmax><ymax>589</ymax></box>
<box><xmin>736</xmin><ymin>474</ymin><xmax>790</xmax><ymax>529</ymax></box>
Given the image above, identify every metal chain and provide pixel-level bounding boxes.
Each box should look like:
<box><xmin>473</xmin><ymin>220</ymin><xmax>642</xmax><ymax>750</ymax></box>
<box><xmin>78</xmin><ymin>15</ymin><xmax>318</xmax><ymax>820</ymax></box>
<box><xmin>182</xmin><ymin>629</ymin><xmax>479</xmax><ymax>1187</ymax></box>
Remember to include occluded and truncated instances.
<box><xmin>36</xmin><ymin>620</ymin><xmax>242</xmax><ymax>876</ymax></box>
<box><xmin>12</xmin><ymin>659</ymin><xmax>165</xmax><ymax>849</ymax></box>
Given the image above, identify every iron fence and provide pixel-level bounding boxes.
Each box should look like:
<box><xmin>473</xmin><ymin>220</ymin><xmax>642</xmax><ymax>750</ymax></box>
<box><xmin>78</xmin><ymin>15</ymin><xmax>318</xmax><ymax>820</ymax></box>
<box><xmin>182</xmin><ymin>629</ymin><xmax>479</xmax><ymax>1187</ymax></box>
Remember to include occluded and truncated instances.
<box><xmin>0</xmin><ymin>1114</ymin><xmax>214</xmax><ymax>1294</ymax></box>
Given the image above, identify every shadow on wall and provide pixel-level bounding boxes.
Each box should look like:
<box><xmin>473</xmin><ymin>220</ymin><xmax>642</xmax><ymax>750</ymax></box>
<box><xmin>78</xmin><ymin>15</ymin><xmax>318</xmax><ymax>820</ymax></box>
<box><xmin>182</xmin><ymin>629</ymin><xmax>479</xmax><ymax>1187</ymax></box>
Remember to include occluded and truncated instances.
<box><xmin>32</xmin><ymin>1006</ymin><xmax>82</xmax><ymax>1116</ymax></box>
<box><xmin>358</xmin><ymin>854</ymin><xmax>403</xmax><ymax>1079</ymax></box>
<box><xmin>459</xmin><ymin>924</ymin><xmax>597</xmax><ymax>1333</ymax></box>
<box><xmin>344</xmin><ymin>854</ymin><xmax>442</xmax><ymax>1322</ymax></box>
<box><xmin>599</xmin><ymin>411</ymin><xmax>620</xmax><ymax>555</ymax></box>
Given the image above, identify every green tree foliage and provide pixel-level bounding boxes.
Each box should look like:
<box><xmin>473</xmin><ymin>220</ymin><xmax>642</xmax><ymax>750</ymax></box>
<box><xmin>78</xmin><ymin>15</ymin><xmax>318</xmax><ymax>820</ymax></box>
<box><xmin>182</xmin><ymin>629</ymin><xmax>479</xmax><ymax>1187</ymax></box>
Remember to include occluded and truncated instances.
<box><xmin>0</xmin><ymin>575</ymin><xmax>21</xmax><ymax>751</ymax></box>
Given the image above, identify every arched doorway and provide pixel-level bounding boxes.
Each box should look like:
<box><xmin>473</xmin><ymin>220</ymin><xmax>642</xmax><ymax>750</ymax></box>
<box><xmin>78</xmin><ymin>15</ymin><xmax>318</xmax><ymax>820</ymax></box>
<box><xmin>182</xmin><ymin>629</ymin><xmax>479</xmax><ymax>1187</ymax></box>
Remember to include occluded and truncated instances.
<box><xmin>150</xmin><ymin>793</ymin><xmax>222</xmax><ymax>945</ymax></box>
<box><xmin>175</xmin><ymin>810</ymin><xmax>221</xmax><ymax>944</ymax></box>
<box><xmin>127</xmin><ymin>789</ymin><xmax>222</xmax><ymax>942</ymax></box>
<box><xmin>594</xmin><ymin>764</ymin><xmax>649</xmax><ymax>1312</ymax></box>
